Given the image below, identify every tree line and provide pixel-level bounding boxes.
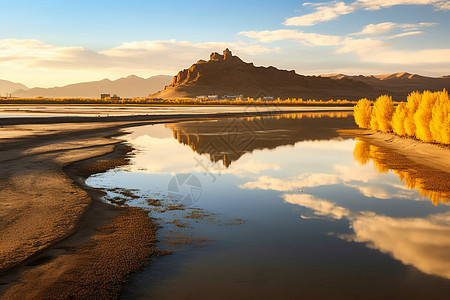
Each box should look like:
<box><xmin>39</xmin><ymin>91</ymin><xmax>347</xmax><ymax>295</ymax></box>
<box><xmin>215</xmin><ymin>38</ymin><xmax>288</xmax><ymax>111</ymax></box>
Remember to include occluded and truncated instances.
<box><xmin>354</xmin><ymin>90</ymin><xmax>450</xmax><ymax>144</ymax></box>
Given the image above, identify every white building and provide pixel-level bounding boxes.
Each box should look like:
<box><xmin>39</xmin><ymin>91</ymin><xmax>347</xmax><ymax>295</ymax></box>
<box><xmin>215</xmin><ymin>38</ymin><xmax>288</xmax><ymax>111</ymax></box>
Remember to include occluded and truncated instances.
<box><xmin>207</xmin><ymin>95</ymin><xmax>219</xmax><ymax>101</ymax></box>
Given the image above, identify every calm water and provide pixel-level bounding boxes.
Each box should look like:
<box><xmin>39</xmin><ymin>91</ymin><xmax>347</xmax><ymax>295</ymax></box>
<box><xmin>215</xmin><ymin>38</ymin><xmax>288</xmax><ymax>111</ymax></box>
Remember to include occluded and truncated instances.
<box><xmin>86</xmin><ymin>112</ymin><xmax>450</xmax><ymax>299</ymax></box>
<box><xmin>0</xmin><ymin>105</ymin><xmax>350</xmax><ymax>118</ymax></box>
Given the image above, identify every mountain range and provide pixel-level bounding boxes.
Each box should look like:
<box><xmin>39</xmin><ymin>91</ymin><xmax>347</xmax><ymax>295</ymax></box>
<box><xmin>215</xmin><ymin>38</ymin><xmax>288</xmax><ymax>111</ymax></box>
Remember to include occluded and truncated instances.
<box><xmin>153</xmin><ymin>49</ymin><xmax>450</xmax><ymax>101</ymax></box>
<box><xmin>320</xmin><ymin>72</ymin><xmax>450</xmax><ymax>96</ymax></box>
<box><xmin>2</xmin><ymin>49</ymin><xmax>449</xmax><ymax>100</ymax></box>
<box><xmin>0</xmin><ymin>80</ymin><xmax>29</xmax><ymax>96</ymax></box>
<box><xmin>8</xmin><ymin>75</ymin><xmax>172</xmax><ymax>98</ymax></box>
<box><xmin>153</xmin><ymin>49</ymin><xmax>375</xmax><ymax>100</ymax></box>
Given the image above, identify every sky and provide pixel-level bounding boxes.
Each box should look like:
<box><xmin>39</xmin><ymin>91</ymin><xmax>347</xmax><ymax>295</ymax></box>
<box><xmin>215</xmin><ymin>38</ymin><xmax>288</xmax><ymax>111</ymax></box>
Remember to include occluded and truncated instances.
<box><xmin>1</xmin><ymin>0</ymin><xmax>449</xmax><ymax>87</ymax></box>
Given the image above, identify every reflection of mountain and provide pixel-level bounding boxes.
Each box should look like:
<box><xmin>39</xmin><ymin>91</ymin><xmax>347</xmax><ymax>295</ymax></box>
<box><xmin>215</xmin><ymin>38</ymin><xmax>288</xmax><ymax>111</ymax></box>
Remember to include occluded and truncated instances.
<box><xmin>353</xmin><ymin>140</ymin><xmax>450</xmax><ymax>205</ymax></box>
<box><xmin>166</xmin><ymin>112</ymin><xmax>356</xmax><ymax>168</ymax></box>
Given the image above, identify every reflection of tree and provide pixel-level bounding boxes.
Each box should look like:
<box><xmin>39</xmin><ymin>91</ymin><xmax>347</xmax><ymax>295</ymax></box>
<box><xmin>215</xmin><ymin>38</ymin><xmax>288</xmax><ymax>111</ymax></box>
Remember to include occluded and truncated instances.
<box><xmin>353</xmin><ymin>139</ymin><xmax>450</xmax><ymax>205</ymax></box>
<box><xmin>167</xmin><ymin>112</ymin><xmax>356</xmax><ymax>168</ymax></box>
<box><xmin>352</xmin><ymin>140</ymin><xmax>371</xmax><ymax>165</ymax></box>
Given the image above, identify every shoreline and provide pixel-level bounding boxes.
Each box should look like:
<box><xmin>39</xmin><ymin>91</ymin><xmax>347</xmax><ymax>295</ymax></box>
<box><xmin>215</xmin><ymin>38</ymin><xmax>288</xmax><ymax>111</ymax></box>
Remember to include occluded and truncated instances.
<box><xmin>0</xmin><ymin>117</ymin><xmax>175</xmax><ymax>298</ymax></box>
<box><xmin>0</xmin><ymin>107</ymin><xmax>353</xmax><ymax>125</ymax></box>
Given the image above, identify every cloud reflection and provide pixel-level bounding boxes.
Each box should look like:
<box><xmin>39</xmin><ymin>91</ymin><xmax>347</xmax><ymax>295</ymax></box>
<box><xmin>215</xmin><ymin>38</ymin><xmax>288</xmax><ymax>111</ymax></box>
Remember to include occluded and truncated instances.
<box><xmin>284</xmin><ymin>193</ymin><xmax>450</xmax><ymax>279</ymax></box>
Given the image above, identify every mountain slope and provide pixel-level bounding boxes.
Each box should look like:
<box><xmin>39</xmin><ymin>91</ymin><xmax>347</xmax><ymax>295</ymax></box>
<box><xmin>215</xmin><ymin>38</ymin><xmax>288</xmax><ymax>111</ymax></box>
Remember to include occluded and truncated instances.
<box><xmin>321</xmin><ymin>72</ymin><xmax>450</xmax><ymax>97</ymax></box>
<box><xmin>13</xmin><ymin>75</ymin><xmax>172</xmax><ymax>98</ymax></box>
<box><xmin>153</xmin><ymin>49</ymin><xmax>375</xmax><ymax>100</ymax></box>
<box><xmin>0</xmin><ymin>80</ymin><xmax>28</xmax><ymax>96</ymax></box>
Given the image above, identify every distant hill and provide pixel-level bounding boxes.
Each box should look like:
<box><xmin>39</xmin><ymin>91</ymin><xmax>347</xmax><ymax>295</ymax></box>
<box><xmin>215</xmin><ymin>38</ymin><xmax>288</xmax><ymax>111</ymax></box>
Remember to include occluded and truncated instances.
<box><xmin>12</xmin><ymin>75</ymin><xmax>173</xmax><ymax>98</ymax></box>
<box><xmin>152</xmin><ymin>49</ymin><xmax>376</xmax><ymax>100</ymax></box>
<box><xmin>0</xmin><ymin>80</ymin><xmax>28</xmax><ymax>96</ymax></box>
<box><xmin>320</xmin><ymin>72</ymin><xmax>450</xmax><ymax>99</ymax></box>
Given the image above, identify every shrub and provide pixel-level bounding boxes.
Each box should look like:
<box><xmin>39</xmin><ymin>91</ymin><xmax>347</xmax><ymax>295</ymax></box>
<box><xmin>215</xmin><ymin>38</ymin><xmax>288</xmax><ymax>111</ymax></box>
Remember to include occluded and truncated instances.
<box><xmin>370</xmin><ymin>95</ymin><xmax>394</xmax><ymax>132</ymax></box>
<box><xmin>392</xmin><ymin>102</ymin><xmax>407</xmax><ymax>136</ymax></box>
<box><xmin>430</xmin><ymin>90</ymin><xmax>450</xmax><ymax>144</ymax></box>
<box><xmin>353</xmin><ymin>98</ymin><xmax>372</xmax><ymax>129</ymax></box>
<box><xmin>353</xmin><ymin>90</ymin><xmax>450</xmax><ymax>145</ymax></box>
<box><xmin>404</xmin><ymin>91</ymin><xmax>421</xmax><ymax>137</ymax></box>
<box><xmin>414</xmin><ymin>91</ymin><xmax>438</xmax><ymax>142</ymax></box>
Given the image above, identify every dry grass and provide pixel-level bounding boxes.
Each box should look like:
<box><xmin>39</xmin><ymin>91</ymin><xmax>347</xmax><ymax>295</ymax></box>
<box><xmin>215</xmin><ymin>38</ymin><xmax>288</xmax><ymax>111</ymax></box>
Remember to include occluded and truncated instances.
<box><xmin>0</xmin><ymin>97</ymin><xmax>357</xmax><ymax>106</ymax></box>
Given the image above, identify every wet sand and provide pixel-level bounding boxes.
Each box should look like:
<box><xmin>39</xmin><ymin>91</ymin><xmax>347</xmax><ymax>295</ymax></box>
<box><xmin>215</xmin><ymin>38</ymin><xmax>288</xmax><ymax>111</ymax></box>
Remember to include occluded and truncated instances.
<box><xmin>1</xmin><ymin>207</ymin><xmax>165</xmax><ymax>299</ymax></box>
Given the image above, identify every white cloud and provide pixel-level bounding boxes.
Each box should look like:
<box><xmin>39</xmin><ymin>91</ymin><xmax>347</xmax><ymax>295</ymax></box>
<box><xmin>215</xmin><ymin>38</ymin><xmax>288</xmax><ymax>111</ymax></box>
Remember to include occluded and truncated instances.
<box><xmin>353</xmin><ymin>22</ymin><xmax>398</xmax><ymax>35</ymax></box>
<box><xmin>434</xmin><ymin>0</ymin><xmax>450</xmax><ymax>10</ymax></box>
<box><xmin>355</xmin><ymin>0</ymin><xmax>450</xmax><ymax>11</ymax></box>
<box><xmin>0</xmin><ymin>39</ymin><xmax>277</xmax><ymax>71</ymax></box>
<box><xmin>351</xmin><ymin>22</ymin><xmax>437</xmax><ymax>35</ymax></box>
<box><xmin>337</xmin><ymin>37</ymin><xmax>386</xmax><ymax>56</ymax></box>
<box><xmin>0</xmin><ymin>39</ymin><xmax>278</xmax><ymax>86</ymax></box>
<box><xmin>284</xmin><ymin>1</ymin><xmax>449</xmax><ymax>27</ymax></box>
<box><xmin>0</xmin><ymin>39</ymin><xmax>85</xmax><ymax>63</ymax></box>
<box><xmin>387</xmin><ymin>31</ymin><xmax>424</xmax><ymax>38</ymax></box>
<box><xmin>240</xmin><ymin>21</ymin><xmax>445</xmax><ymax>66</ymax></box>
<box><xmin>101</xmin><ymin>40</ymin><xmax>277</xmax><ymax>58</ymax></box>
<box><xmin>337</xmin><ymin>37</ymin><xmax>450</xmax><ymax>64</ymax></box>
<box><xmin>239</xmin><ymin>29</ymin><xmax>341</xmax><ymax>46</ymax></box>
<box><xmin>284</xmin><ymin>2</ymin><xmax>355</xmax><ymax>26</ymax></box>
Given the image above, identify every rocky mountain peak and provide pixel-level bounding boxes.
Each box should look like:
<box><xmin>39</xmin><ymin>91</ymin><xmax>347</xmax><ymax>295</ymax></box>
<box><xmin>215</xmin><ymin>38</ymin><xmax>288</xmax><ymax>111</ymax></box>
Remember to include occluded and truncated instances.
<box><xmin>223</xmin><ymin>48</ymin><xmax>233</xmax><ymax>60</ymax></box>
<box><xmin>209</xmin><ymin>48</ymin><xmax>233</xmax><ymax>62</ymax></box>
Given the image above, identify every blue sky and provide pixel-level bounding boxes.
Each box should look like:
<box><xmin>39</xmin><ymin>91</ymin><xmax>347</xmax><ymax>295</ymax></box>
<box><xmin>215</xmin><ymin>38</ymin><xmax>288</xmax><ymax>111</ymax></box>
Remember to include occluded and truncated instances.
<box><xmin>1</xmin><ymin>0</ymin><xmax>449</xmax><ymax>87</ymax></box>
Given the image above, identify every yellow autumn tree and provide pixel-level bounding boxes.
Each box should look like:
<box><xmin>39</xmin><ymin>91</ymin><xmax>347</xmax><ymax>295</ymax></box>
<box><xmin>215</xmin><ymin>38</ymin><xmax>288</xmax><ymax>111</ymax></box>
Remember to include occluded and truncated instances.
<box><xmin>370</xmin><ymin>95</ymin><xmax>394</xmax><ymax>132</ymax></box>
<box><xmin>354</xmin><ymin>90</ymin><xmax>449</xmax><ymax>145</ymax></box>
<box><xmin>392</xmin><ymin>102</ymin><xmax>407</xmax><ymax>136</ymax></box>
<box><xmin>430</xmin><ymin>90</ymin><xmax>450</xmax><ymax>144</ymax></box>
<box><xmin>353</xmin><ymin>98</ymin><xmax>372</xmax><ymax>129</ymax></box>
<box><xmin>414</xmin><ymin>91</ymin><xmax>439</xmax><ymax>142</ymax></box>
<box><xmin>404</xmin><ymin>91</ymin><xmax>421</xmax><ymax>137</ymax></box>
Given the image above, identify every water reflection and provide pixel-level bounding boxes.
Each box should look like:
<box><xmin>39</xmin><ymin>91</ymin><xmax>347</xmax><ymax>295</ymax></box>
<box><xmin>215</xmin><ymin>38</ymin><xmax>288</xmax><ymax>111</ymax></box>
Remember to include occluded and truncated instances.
<box><xmin>166</xmin><ymin>111</ymin><xmax>355</xmax><ymax>167</ymax></box>
<box><xmin>284</xmin><ymin>193</ymin><xmax>450</xmax><ymax>279</ymax></box>
<box><xmin>85</xmin><ymin>112</ymin><xmax>450</xmax><ymax>298</ymax></box>
<box><xmin>353</xmin><ymin>140</ymin><xmax>450</xmax><ymax>205</ymax></box>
